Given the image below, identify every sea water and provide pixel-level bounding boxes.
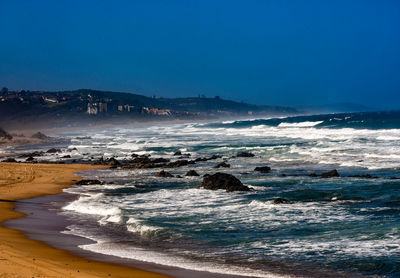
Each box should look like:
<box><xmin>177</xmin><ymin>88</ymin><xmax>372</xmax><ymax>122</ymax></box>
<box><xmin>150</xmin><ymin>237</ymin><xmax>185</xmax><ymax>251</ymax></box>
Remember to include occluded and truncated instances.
<box><xmin>14</xmin><ymin>111</ymin><xmax>400</xmax><ymax>277</ymax></box>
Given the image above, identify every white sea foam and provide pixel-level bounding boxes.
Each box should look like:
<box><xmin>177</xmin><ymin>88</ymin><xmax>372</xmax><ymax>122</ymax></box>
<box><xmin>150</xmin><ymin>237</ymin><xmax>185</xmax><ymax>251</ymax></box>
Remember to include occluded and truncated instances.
<box><xmin>278</xmin><ymin>121</ymin><xmax>324</xmax><ymax>127</ymax></box>
<box><xmin>126</xmin><ymin>217</ymin><xmax>162</xmax><ymax>237</ymax></box>
<box><xmin>63</xmin><ymin>193</ymin><xmax>122</xmax><ymax>225</ymax></box>
<box><xmin>80</xmin><ymin>242</ymin><xmax>288</xmax><ymax>278</ymax></box>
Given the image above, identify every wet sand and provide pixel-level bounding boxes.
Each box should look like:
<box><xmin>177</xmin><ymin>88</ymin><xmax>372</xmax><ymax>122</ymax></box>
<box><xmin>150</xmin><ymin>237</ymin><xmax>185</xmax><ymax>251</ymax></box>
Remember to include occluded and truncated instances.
<box><xmin>0</xmin><ymin>162</ymin><xmax>169</xmax><ymax>278</ymax></box>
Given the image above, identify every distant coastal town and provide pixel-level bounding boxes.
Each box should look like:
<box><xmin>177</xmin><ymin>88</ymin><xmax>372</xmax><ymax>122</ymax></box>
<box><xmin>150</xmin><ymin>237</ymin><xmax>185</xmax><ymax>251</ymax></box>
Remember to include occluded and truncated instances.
<box><xmin>0</xmin><ymin>87</ymin><xmax>297</xmax><ymax>128</ymax></box>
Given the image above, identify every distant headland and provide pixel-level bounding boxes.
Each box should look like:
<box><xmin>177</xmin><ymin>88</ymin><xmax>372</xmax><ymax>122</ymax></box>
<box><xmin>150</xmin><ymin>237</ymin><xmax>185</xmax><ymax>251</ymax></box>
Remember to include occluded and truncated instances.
<box><xmin>0</xmin><ymin>88</ymin><xmax>298</xmax><ymax>129</ymax></box>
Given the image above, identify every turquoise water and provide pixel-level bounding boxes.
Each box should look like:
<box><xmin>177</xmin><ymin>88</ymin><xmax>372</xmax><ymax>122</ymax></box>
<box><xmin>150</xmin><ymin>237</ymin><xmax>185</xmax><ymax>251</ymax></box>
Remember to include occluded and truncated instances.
<box><xmin>17</xmin><ymin>111</ymin><xmax>400</xmax><ymax>277</ymax></box>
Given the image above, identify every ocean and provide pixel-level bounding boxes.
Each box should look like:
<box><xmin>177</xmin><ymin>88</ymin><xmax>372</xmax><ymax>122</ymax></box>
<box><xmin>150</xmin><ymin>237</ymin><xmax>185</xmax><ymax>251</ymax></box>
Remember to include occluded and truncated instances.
<box><xmin>8</xmin><ymin>111</ymin><xmax>400</xmax><ymax>277</ymax></box>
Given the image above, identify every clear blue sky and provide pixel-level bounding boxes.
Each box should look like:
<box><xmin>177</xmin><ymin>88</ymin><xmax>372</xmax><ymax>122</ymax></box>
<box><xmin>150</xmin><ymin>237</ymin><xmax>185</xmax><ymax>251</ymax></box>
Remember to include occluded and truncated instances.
<box><xmin>1</xmin><ymin>0</ymin><xmax>399</xmax><ymax>108</ymax></box>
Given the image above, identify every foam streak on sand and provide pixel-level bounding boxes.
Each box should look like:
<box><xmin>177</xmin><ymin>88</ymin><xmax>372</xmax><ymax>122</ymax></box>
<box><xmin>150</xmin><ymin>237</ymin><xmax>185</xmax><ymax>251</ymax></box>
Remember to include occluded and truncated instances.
<box><xmin>0</xmin><ymin>162</ymin><xmax>168</xmax><ymax>278</ymax></box>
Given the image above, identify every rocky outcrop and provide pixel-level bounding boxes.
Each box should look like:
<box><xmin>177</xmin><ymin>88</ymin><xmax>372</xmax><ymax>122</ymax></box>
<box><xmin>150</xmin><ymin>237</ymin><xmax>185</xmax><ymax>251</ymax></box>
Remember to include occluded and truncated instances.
<box><xmin>157</xmin><ymin>170</ymin><xmax>174</xmax><ymax>178</ymax></box>
<box><xmin>200</xmin><ymin>173</ymin><xmax>250</xmax><ymax>192</ymax></box>
<box><xmin>254</xmin><ymin>166</ymin><xmax>271</xmax><ymax>173</ymax></box>
<box><xmin>185</xmin><ymin>170</ymin><xmax>200</xmax><ymax>176</ymax></box>
<box><xmin>19</xmin><ymin>151</ymin><xmax>44</xmax><ymax>158</ymax></box>
<box><xmin>173</xmin><ymin>151</ymin><xmax>182</xmax><ymax>156</ymax></box>
<box><xmin>166</xmin><ymin>159</ymin><xmax>195</xmax><ymax>168</ymax></box>
<box><xmin>118</xmin><ymin>156</ymin><xmax>169</xmax><ymax>169</ymax></box>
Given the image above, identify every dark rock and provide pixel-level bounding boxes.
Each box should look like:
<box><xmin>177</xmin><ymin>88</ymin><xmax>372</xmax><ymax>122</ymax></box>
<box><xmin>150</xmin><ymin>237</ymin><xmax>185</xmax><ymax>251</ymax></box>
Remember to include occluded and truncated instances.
<box><xmin>308</xmin><ymin>173</ymin><xmax>318</xmax><ymax>177</ymax></box>
<box><xmin>236</xmin><ymin>152</ymin><xmax>255</xmax><ymax>158</ymax></box>
<box><xmin>31</xmin><ymin>132</ymin><xmax>50</xmax><ymax>140</ymax></box>
<box><xmin>200</xmin><ymin>173</ymin><xmax>250</xmax><ymax>192</ymax></box>
<box><xmin>166</xmin><ymin>160</ymin><xmax>195</xmax><ymax>168</ymax></box>
<box><xmin>76</xmin><ymin>179</ymin><xmax>104</xmax><ymax>185</ymax></box>
<box><xmin>2</xmin><ymin>158</ymin><xmax>17</xmax><ymax>162</ymax></box>
<box><xmin>121</xmin><ymin>156</ymin><xmax>169</xmax><ymax>169</ymax></box>
<box><xmin>195</xmin><ymin>157</ymin><xmax>208</xmax><ymax>162</ymax></box>
<box><xmin>281</xmin><ymin>174</ymin><xmax>287</xmax><ymax>177</ymax></box>
<box><xmin>68</xmin><ymin>148</ymin><xmax>78</xmax><ymax>152</ymax></box>
<box><xmin>107</xmin><ymin>157</ymin><xmax>120</xmax><ymax>166</ymax></box>
<box><xmin>321</xmin><ymin>169</ymin><xmax>340</xmax><ymax>178</ymax></box>
<box><xmin>151</xmin><ymin>158</ymin><xmax>170</xmax><ymax>163</ymax></box>
<box><xmin>273</xmin><ymin>198</ymin><xmax>291</xmax><ymax>204</ymax></box>
<box><xmin>173</xmin><ymin>151</ymin><xmax>182</xmax><ymax>156</ymax></box>
<box><xmin>76</xmin><ymin>136</ymin><xmax>91</xmax><ymax>140</ymax></box>
<box><xmin>46</xmin><ymin>148</ymin><xmax>61</xmax><ymax>153</ymax></box>
<box><xmin>208</xmin><ymin>155</ymin><xmax>222</xmax><ymax>160</ymax></box>
<box><xmin>26</xmin><ymin>156</ymin><xmax>35</xmax><ymax>162</ymax></box>
<box><xmin>156</xmin><ymin>170</ymin><xmax>174</xmax><ymax>178</ymax></box>
<box><xmin>19</xmin><ymin>151</ymin><xmax>44</xmax><ymax>158</ymax></box>
<box><xmin>349</xmin><ymin>174</ymin><xmax>377</xmax><ymax>179</ymax></box>
<box><xmin>254</xmin><ymin>166</ymin><xmax>271</xmax><ymax>173</ymax></box>
<box><xmin>185</xmin><ymin>170</ymin><xmax>200</xmax><ymax>176</ymax></box>
<box><xmin>390</xmin><ymin>177</ymin><xmax>400</xmax><ymax>180</ymax></box>
<box><xmin>176</xmin><ymin>175</ymin><xmax>183</xmax><ymax>178</ymax></box>
<box><xmin>0</xmin><ymin>128</ymin><xmax>12</xmax><ymax>140</ymax></box>
<box><xmin>62</xmin><ymin>155</ymin><xmax>71</xmax><ymax>159</ymax></box>
<box><xmin>215</xmin><ymin>162</ymin><xmax>230</xmax><ymax>168</ymax></box>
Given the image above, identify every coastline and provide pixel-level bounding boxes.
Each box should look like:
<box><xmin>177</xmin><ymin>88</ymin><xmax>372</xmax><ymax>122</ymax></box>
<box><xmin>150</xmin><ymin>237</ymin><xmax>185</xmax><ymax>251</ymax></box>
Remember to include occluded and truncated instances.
<box><xmin>0</xmin><ymin>162</ymin><xmax>169</xmax><ymax>278</ymax></box>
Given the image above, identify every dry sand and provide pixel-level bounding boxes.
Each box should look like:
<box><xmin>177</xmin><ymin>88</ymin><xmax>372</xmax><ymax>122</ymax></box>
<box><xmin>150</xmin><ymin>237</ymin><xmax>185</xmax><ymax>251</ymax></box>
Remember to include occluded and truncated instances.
<box><xmin>0</xmin><ymin>162</ymin><xmax>169</xmax><ymax>278</ymax></box>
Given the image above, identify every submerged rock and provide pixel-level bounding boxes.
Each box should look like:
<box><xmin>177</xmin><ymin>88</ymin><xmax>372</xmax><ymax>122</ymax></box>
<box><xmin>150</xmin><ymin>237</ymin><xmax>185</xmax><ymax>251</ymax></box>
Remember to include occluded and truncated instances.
<box><xmin>236</xmin><ymin>151</ymin><xmax>255</xmax><ymax>158</ymax></box>
<box><xmin>157</xmin><ymin>170</ymin><xmax>174</xmax><ymax>178</ymax></box>
<box><xmin>215</xmin><ymin>162</ymin><xmax>230</xmax><ymax>168</ymax></box>
<box><xmin>200</xmin><ymin>173</ymin><xmax>250</xmax><ymax>192</ymax></box>
<box><xmin>349</xmin><ymin>174</ymin><xmax>377</xmax><ymax>179</ymax></box>
<box><xmin>273</xmin><ymin>198</ymin><xmax>291</xmax><ymax>204</ymax></box>
<box><xmin>254</xmin><ymin>166</ymin><xmax>271</xmax><ymax>173</ymax></box>
<box><xmin>309</xmin><ymin>170</ymin><xmax>340</xmax><ymax>178</ymax></box>
<box><xmin>46</xmin><ymin>148</ymin><xmax>61</xmax><ymax>153</ymax></box>
<box><xmin>76</xmin><ymin>179</ymin><xmax>104</xmax><ymax>185</ymax></box>
<box><xmin>321</xmin><ymin>169</ymin><xmax>340</xmax><ymax>178</ymax></box>
<box><xmin>185</xmin><ymin>170</ymin><xmax>200</xmax><ymax>176</ymax></box>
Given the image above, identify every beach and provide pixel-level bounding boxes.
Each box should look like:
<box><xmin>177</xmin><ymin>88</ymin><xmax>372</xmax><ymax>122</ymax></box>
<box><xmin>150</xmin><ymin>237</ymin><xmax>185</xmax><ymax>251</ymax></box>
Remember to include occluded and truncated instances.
<box><xmin>0</xmin><ymin>112</ymin><xmax>399</xmax><ymax>277</ymax></box>
<box><xmin>0</xmin><ymin>162</ymin><xmax>169</xmax><ymax>278</ymax></box>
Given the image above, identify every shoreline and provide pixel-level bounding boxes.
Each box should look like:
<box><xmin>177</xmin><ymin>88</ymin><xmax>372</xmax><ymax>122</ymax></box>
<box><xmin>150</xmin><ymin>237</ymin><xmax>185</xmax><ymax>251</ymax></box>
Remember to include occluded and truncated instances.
<box><xmin>0</xmin><ymin>162</ymin><xmax>170</xmax><ymax>278</ymax></box>
<box><xmin>0</xmin><ymin>162</ymin><xmax>258</xmax><ymax>278</ymax></box>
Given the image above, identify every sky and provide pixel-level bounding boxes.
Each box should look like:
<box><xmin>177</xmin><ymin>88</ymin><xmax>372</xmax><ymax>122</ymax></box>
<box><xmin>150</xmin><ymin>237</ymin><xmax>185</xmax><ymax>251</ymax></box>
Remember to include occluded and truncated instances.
<box><xmin>1</xmin><ymin>0</ymin><xmax>400</xmax><ymax>108</ymax></box>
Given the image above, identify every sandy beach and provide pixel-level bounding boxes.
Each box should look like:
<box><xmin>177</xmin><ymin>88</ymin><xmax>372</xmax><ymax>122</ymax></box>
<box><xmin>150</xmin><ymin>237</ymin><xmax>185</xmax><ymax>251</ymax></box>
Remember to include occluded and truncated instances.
<box><xmin>0</xmin><ymin>162</ymin><xmax>169</xmax><ymax>278</ymax></box>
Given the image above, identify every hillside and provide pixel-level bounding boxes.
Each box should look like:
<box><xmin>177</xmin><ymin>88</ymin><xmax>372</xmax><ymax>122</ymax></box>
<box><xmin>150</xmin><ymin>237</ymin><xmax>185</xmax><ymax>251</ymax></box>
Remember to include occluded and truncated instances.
<box><xmin>0</xmin><ymin>88</ymin><xmax>298</xmax><ymax>128</ymax></box>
